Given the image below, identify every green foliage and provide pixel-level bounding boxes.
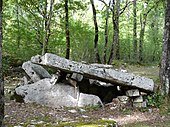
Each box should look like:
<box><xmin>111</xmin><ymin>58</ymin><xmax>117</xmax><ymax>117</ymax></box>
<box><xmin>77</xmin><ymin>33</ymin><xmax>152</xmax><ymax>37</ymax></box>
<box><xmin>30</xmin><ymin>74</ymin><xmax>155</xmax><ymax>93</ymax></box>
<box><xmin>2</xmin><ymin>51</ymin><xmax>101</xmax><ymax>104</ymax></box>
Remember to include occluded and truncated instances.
<box><xmin>2</xmin><ymin>0</ymin><xmax>165</xmax><ymax>72</ymax></box>
<box><xmin>111</xmin><ymin>60</ymin><xmax>127</xmax><ymax>68</ymax></box>
<box><xmin>147</xmin><ymin>93</ymin><xmax>164</xmax><ymax>108</ymax></box>
<box><xmin>83</xmin><ymin>104</ymin><xmax>102</xmax><ymax>111</ymax></box>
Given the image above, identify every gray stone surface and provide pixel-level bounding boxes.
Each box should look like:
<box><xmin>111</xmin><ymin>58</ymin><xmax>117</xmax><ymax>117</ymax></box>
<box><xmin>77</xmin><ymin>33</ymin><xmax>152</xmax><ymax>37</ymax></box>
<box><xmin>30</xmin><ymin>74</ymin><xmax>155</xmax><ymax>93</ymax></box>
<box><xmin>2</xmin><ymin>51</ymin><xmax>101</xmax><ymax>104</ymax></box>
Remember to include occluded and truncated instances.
<box><xmin>22</xmin><ymin>61</ymin><xmax>51</xmax><ymax>82</ymax></box>
<box><xmin>133</xmin><ymin>101</ymin><xmax>147</xmax><ymax>108</ymax></box>
<box><xmin>89</xmin><ymin>79</ymin><xmax>113</xmax><ymax>87</ymax></box>
<box><xmin>117</xmin><ymin>96</ymin><xmax>129</xmax><ymax>103</ymax></box>
<box><xmin>71</xmin><ymin>73</ymin><xmax>83</xmax><ymax>81</ymax></box>
<box><xmin>31</xmin><ymin>53</ymin><xmax>154</xmax><ymax>92</ymax></box>
<box><xmin>67</xmin><ymin>78</ymin><xmax>77</xmax><ymax>87</ymax></box>
<box><xmin>15</xmin><ymin>78</ymin><xmax>103</xmax><ymax>108</ymax></box>
<box><xmin>15</xmin><ymin>78</ymin><xmax>78</xmax><ymax>107</ymax></box>
<box><xmin>126</xmin><ymin>89</ymin><xmax>140</xmax><ymax>97</ymax></box>
<box><xmin>78</xmin><ymin>93</ymin><xmax>103</xmax><ymax>107</ymax></box>
<box><xmin>133</xmin><ymin>96</ymin><xmax>143</xmax><ymax>103</ymax></box>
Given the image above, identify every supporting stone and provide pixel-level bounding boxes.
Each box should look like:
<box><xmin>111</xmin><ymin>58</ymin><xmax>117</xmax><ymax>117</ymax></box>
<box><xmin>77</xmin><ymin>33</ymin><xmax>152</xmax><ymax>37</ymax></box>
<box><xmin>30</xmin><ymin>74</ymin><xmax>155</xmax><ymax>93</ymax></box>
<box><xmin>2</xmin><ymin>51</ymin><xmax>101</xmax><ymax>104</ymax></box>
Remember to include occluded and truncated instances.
<box><xmin>117</xmin><ymin>96</ymin><xmax>129</xmax><ymax>104</ymax></box>
<box><xmin>126</xmin><ymin>89</ymin><xmax>140</xmax><ymax>97</ymax></box>
<box><xmin>15</xmin><ymin>78</ymin><xmax>103</xmax><ymax>108</ymax></box>
<box><xmin>22</xmin><ymin>61</ymin><xmax>51</xmax><ymax>82</ymax></box>
<box><xmin>78</xmin><ymin>93</ymin><xmax>103</xmax><ymax>107</ymax></box>
<box><xmin>71</xmin><ymin>73</ymin><xmax>83</xmax><ymax>82</ymax></box>
<box><xmin>133</xmin><ymin>101</ymin><xmax>147</xmax><ymax>108</ymax></box>
<box><xmin>133</xmin><ymin>96</ymin><xmax>143</xmax><ymax>103</ymax></box>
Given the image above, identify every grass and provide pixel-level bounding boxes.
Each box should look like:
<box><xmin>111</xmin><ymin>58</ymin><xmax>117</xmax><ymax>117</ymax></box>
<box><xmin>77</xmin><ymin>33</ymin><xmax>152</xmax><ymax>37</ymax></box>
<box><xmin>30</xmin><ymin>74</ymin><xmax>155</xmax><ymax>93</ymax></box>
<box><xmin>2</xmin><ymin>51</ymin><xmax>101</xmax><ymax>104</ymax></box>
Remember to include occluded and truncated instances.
<box><xmin>9</xmin><ymin>119</ymin><xmax>117</xmax><ymax>127</ymax></box>
<box><xmin>126</xmin><ymin>65</ymin><xmax>159</xmax><ymax>82</ymax></box>
<box><xmin>55</xmin><ymin>120</ymin><xmax>116</xmax><ymax>127</ymax></box>
<box><xmin>123</xmin><ymin>121</ymin><xmax>170</xmax><ymax>127</ymax></box>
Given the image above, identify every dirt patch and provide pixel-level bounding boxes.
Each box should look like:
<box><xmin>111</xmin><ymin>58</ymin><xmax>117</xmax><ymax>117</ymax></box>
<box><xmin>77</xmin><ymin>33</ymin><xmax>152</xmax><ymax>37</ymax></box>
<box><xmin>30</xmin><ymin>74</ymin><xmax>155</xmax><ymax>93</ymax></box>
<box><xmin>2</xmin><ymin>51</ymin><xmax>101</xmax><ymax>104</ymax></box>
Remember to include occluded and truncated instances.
<box><xmin>4</xmin><ymin>101</ymin><xmax>170</xmax><ymax>126</ymax></box>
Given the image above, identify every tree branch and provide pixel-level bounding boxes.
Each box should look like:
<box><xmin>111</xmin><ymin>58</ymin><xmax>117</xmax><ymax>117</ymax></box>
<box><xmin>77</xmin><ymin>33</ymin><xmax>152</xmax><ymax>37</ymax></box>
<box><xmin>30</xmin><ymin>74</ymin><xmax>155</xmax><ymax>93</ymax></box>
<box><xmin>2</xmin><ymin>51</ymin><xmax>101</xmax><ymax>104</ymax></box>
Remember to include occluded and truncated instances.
<box><xmin>119</xmin><ymin>0</ymin><xmax>132</xmax><ymax>16</ymax></box>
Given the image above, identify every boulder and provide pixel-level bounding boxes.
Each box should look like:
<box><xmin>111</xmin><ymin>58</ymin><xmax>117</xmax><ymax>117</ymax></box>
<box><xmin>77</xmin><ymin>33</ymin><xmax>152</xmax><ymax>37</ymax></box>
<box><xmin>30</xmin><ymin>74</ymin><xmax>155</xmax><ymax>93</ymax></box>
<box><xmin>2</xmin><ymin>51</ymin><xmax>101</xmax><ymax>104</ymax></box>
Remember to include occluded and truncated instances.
<box><xmin>15</xmin><ymin>78</ymin><xmax>78</xmax><ymax>107</ymax></box>
<box><xmin>31</xmin><ymin>53</ymin><xmax>154</xmax><ymax>92</ymax></box>
<box><xmin>22</xmin><ymin>61</ymin><xmax>51</xmax><ymax>82</ymax></box>
<box><xmin>78</xmin><ymin>93</ymin><xmax>103</xmax><ymax>107</ymax></box>
<box><xmin>15</xmin><ymin>78</ymin><xmax>103</xmax><ymax>108</ymax></box>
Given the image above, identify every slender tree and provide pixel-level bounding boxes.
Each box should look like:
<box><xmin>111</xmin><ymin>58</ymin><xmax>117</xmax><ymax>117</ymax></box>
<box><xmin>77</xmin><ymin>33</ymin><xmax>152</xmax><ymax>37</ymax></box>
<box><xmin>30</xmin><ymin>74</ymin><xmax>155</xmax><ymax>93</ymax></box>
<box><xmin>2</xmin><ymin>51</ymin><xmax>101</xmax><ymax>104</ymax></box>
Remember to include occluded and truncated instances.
<box><xmin>133</xmin><ymin>0</ymin><xmax>137</xmax><ymax>62</ymax></box>
<box><xmin>90</xmin><ymin>0</ymin><xmax>101</xmax><ymax>63</ymax></box>
<box><xmin>108</xmin><ymin>0</ymin><xmax>130</xmax><ymax>64</ymax></box>
<box><xmin>160</xmin><ymin>0</ymin><xmax>170</xmax><ymax>96</ymax></box>
<box><xmin>16</xmin><ymin>0</ymin><xmax>20</xmax><ymax>48</ymax></box>
<box><xmin>103</xmin><ymin>1</ymin><xmax>111</xmax><ymax>64</ymax></box>
<box><xmin>108</xmin><ymin>0</ymin><xmax>116</xmax><ymax>64</ymax></box>
<box><xmin>138</xmin><ymin>0</ymin><xmax>160</xmax><ymax>63</ymax></box>
<box><xmin>65</xmin><ymin>0</ymin><xmax>70</xmax><ymax>59</ymax></box>
<box><xmin>42</xmin><ymin>0</ymin><xmax>54</xmax><ymax>55</ymax></box>
<box><xmin>0</xmin><ymin>0</ymin><xmax>4</xmax><ymax>126</ymax></box>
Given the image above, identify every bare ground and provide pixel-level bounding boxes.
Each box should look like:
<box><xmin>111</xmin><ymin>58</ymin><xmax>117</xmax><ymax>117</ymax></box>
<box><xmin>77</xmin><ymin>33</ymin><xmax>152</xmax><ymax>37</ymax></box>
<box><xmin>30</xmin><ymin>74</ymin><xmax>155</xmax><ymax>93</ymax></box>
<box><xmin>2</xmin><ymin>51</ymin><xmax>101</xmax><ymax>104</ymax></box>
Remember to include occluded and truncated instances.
<box><xmin>4</xmin><ymin>100</ymin><xmax>170</xmax><ymax>127</ymax></box>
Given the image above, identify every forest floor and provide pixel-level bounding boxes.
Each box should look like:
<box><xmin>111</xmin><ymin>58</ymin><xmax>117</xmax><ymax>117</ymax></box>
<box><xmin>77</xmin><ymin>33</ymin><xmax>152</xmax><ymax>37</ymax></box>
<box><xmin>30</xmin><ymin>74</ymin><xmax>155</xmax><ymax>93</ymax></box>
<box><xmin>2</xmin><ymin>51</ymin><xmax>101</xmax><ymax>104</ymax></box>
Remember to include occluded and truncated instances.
<box><xmin>4</xmin><ymin>65</ymin><xmax>170</xmax><ymax>127</ymax></box>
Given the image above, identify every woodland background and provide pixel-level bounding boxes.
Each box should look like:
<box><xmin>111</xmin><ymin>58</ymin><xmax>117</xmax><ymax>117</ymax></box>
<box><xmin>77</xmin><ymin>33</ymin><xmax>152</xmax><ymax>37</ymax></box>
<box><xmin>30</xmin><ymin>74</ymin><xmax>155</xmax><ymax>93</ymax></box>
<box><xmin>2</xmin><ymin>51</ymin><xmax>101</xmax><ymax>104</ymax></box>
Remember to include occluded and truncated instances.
<box><xmin>2</xmin><ymin>0</ymin><xmax>165</xmax><ymax>70</ymax></box>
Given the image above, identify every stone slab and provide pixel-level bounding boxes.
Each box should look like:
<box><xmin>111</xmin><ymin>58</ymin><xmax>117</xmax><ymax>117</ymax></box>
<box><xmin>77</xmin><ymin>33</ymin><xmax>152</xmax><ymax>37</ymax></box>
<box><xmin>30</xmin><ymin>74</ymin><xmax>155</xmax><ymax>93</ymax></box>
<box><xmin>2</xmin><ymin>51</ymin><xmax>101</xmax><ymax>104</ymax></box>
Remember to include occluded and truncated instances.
<box><xmin>31</xmin><ymin>53</ymin><xmax>154</xmax><ymax>92</ymax></box>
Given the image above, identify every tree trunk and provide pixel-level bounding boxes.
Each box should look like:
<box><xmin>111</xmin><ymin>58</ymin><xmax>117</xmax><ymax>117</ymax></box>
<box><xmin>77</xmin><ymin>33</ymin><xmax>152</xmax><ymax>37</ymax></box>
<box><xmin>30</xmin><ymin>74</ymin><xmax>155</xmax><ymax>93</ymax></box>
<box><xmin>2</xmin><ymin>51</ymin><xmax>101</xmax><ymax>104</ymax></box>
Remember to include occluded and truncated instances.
<box><xmin>139</xmin><ymin>13</ymin><xmax>147</xmax><ymax>63</ymax></box>
<box><xmin>108</xmin><ymin>0</ymin><xmax>120</xmax><ymax>64</ymax></box>
<box><xmin>42</xmin><ymin>0</ymin><xmax>48</xmax><ymax>55</ymax></box>
<box><xmin>160</xmin><ymin>0</ymin><xmax>170</xmax><ymax>96</ymax></box>
<box><xmin>65</xmin><ymin>0</ymin><xmax>70</xmax><ymax>59</ymax></box>
<box><xmin>103</xmin><ymin>1</ymin><xmax>111</xmax><ymax>64</ymax></box>
<box><xmin>115</xmin><ymin>0</ymin><xmax>120</xmax><ymax>60</ymax></box>
<box><xmin>42</xmin><ymin>0</ymin><xmax>54</xmax><ymax>55</ymax></box>
<box><xmin>138</xmin><ymin>1</ymin><xmax>160</xmax><ymax>63</ymax></box>
<box><xmin>90</xmin><ymin>0</ymin><xmax>101</xmax><ymax>63</ymax></box>
<box><xmin>0</xmin><ymin>0</ymin><xmax>4</xmax><ymax>126</ymax></box>
<box><xmin>16</xmin><ymin>0</ymin><xmax>20</xmax><ymax>48</ymax></box>
<box><xmin>133</xmin><ymin>0</ymin><xmax>137</xmax><ymax>62</ymax></box>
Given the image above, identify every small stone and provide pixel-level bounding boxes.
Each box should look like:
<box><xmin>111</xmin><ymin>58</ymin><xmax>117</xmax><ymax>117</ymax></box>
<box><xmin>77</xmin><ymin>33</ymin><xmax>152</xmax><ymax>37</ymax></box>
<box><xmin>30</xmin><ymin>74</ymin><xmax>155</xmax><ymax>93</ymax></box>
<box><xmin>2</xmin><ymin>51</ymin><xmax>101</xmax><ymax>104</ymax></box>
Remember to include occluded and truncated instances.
<box><xmin>82</xmin><ymin>115</ymin><xmax>88</xmax><ymax>118</ymax></box>
<box><xmin>117</xmin><ymin>86</ymin><xmax>121</xmax><ymax>91</ymax></box>
<box><xmin>133</xmin><ymin>96</ymin><xmax>143</xmax><ymax>103</ymax></box>
<box><xmin>89</xmin><ymin>79</ymin><xmax>95</xmax><ymax>84</ymax></box>
<box><xmin>27</xmin><ymin>125</ymin><xmax>35</xmax><ymax>127</ymax></box>
<box><xmin>126</xmin><ymin>89</ymin><xmax>140</xmax><ymax>97</ymax></box>
<box><xmin>79</xmin><ymin>108</ymin><xmax>86</xmax><ymax>112</ymax></box>
<box><xmin>117</xmin><ymin>96</ymin><xmax>129</xmax><ymax>102</ymax></box>
<box><xmin>126</xmin><ymin>115</ymin><xmax>131</xmax><ymax>117</ymax></box>
<box><xmin>78</xmin><ymin>93</ymin><xmax>103</xmax><ymax>107</ymax></box>
<box><xmin>110</xmin><ymin>107</ymin><xmax>117</xmax><ymax>110</ymax></box>
<box><xmin>140</xmin><ymin>92</ymin><xmax>147</xmax><ymax>96</ymax></box>
<box><xmin>4</xmin><ymin>115</ymin><xmax>9</xmax><ymax>118</ymax></box>
<box><xmin>120</xmin><ymin>69</ymin><xmax>127</xmax><ymax>73</ymax></box>
<box><xmin>148</xmin><ymin>108</ymin><xmax>152</xmax><ymax>113</ymax></box>
<box><xmin>36</xmin><ymin>121</ymin><xmax>45</xmax><ymax>124</ymax></box>
<box><xmin>133</xmin><ymin>101</ymin><xmax>147</xmax><ymax>108</ymax></box>
<box><xmin>68</xmin><ymin>109</ymin><xmax>77</xmax><ymax>113</ymax></box>
<box><xmin>71</xmin><ymin>73</ymin><xmax>83</xmax><ymax>81</ymax></box>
